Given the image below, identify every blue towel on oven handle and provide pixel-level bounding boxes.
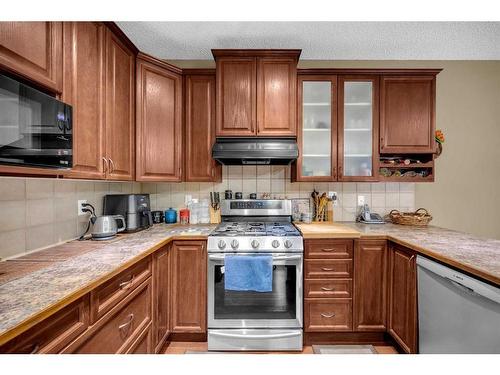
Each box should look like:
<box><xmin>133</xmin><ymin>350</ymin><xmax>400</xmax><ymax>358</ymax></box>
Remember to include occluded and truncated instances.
<box><xmin>224</xmin><ymin>254</ymin><xmax>273</xmax><ymax>292</ymax></box>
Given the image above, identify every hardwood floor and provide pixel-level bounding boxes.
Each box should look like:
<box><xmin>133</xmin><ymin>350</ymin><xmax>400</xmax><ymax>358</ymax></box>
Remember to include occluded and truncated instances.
<box><xmin>163</xmin><ymin>341</ymin><xmax>398</xmax><ymax>354</ymax></box>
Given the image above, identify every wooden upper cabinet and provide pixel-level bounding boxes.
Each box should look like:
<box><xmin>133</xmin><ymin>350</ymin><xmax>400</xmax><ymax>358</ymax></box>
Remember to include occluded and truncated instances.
<box><xmin>105</xmin><ymin>29</ymin><xmax>135</xmax><ymax>180</ymax></box>
<box><xmin>0</xmin><ymin>22</ymin><xmax>63</xmax><ymax>92</ymax></box>
<box><xmin>353</xmin><ymin>239</ymin><xmax>387</xmax><ymax>332</ymax></box>
<box><xmin>256</xmin><ymin>57</ymin><xmax>297</xmax><ymax>136</ymax></box>
<box><xmin>388</xmin><ymin>244</ymin><xmax>418</xmax><ymax>353</ymax></box>
<box><xmin>136</xmin><ymin>53</ymin><xmax>182</xmax><ymax>182</ymax></box>
<box><xmin>338</xmin><ymin>75</ymin><xmax>379</xmax><ymax>181</ymax></box>
<box><xmin>184</xmin><ymin>72</ymin><xmax>221</xmax><ymax>182</ymax></box>
<box><xmin>215</xmin><ymin>57</ymin><xmax>256</xmax><ymax>136</ymax></box>
<box><xmin>63</xmin><ymin>22</ymin><xmax>106</xmax><ymax>180</ymax></box>
<box><xmin>214</xmin><ymin>50</ymin><xmax>300</xmax><ymax>137</ymax></box>
<box><xmin>293</xmin><ymin>75</ymin><xmax>338</xmax><ymax>182</ymax></box>
<box><xmin>170</xmin><ymin>241</ymin><xmax>207</xmax><ymax>334</ymax></box>
<box><xmin>380</xmin><ymin>75</ymin><xmax>436</xmax><ymax>154</ymax></box>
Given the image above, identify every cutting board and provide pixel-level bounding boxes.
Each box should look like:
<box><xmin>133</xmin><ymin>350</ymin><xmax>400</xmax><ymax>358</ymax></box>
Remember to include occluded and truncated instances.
<box><xmin>294</xmin><ymin>222</ymin><xmax>361</xmax><ymax>239</ymax></box>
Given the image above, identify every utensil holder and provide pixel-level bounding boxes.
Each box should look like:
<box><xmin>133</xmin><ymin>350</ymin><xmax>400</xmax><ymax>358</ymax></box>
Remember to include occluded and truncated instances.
<box><xmin>209</xmin><ymin>206</ymin><xmax>221</xmax><ymax>224</ymax></box>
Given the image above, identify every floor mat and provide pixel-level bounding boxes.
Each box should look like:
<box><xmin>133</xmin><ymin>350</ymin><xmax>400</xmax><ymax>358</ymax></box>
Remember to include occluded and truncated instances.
<box><xmin>312</xmin><ymin>345</ymin><xmax>377</xmax><ymax>354</ymax></box>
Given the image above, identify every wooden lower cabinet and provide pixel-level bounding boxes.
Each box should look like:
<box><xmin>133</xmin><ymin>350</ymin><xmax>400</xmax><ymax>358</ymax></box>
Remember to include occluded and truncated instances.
<box><xmin>170</xmin><ymin>241</ymin><xmax>207</xmax><ymax>334</ymax></box>
<box><xmin>304</xmin><ymin>239</ymin><xmax>354</xmax><ymax>334</ymax></box>
<box><xmin>304</xmin><ymin>298</ymin><xmax>352</xmax><ymax>332</ymax></box>
<box><xmin>126</xmin><ymin>322</ymin><xmax>153</xmax><ymax>354</ymax></box>
<box><xmin>353</xmin><ymin>239</ymin><xmax>387</xmax><ymax>331</ymax></box>
<box><xmin>152</xmin><ymin>244</ymin><xmax>171</xmax><ymax>353</ymax></box>
<box><xmin>388</xmin><ymin>243</ymin><xmax>418</xmax><ymax>353</ymax></box>
<box><xmin>0</xmin><ymin>297</ymin><xmax>89</xmax><ymax>354</ymax></box>
<box><xmin>63</xmin><ymin>278</ymin><xmax>152</xmax><ymax>354</ymax></box>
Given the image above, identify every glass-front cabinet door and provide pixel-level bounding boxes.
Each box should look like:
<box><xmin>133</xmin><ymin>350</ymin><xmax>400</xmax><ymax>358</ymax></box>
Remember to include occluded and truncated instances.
<box><xmin>338</xmin><ymin>76</ymin><xmax>379</xmax><ymax>181</ymax></box>
<box><xmin>295</xmin><ymin>75</ymin><xmax>337</xmax><ymax>181</ymax></box>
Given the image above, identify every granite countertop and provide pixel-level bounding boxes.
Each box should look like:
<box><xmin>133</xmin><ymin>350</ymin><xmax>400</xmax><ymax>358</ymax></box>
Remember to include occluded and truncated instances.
<box><xmin>0</xmin><ymin>224</ymin><xmax>215</xmax><ymax>344</ymax></box>
<box><xmin>344</xmin><ymin>222</ymin><xmax>500</xmax><ymax>285</ymax></box>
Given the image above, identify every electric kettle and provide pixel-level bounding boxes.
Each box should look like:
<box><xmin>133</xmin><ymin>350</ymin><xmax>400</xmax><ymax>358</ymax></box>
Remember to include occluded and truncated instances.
<box><xmin>91</xmin><ymin>215</ymin><xmax>126</xmax><ymax>240</ymax></box>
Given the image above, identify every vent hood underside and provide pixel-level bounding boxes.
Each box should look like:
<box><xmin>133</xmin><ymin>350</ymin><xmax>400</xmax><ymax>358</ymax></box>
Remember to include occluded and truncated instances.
<box><xmin>212</xmin><ymin>137</ymin><xmax>299</xmax><ymax>165</ymax></box>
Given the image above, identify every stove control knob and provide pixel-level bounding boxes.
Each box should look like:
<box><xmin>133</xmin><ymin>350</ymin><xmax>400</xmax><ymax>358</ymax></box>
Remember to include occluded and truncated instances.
<box><xmin>231</xmin><ymin>239</ymin><xmax>239</xmax><ymax>249</ymax></box>
<box><xmin>218</xmin><ymin>240</ymin><xmax>226</xmax><ymax>250</ymax></box>
<box><xmin>284</xmin><ymin>240</ymin><xmax>293</xmax><ymax>249</ymax></box>
<box><xmin>272</xmin><ymin>240</ymin><xmax>280</xmax><ymax>248</ymax></box>
<box><xmin>251</xmin><ymin>240</ymin><xmax>260</xmax><ymax>249</ymax></box>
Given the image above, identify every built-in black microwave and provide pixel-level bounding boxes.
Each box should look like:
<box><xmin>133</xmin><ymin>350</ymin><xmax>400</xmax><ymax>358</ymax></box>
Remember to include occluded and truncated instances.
<box><xmin>0</xmin><ymin>74</ymin><xmax>72</xmax><ymax>169</ymax></box>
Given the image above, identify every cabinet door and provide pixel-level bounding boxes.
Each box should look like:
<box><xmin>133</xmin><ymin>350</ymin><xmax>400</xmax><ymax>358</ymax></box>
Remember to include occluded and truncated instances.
<box><xmin>353</xmin><ymin>239</ymin><xmax>387</xmax><ymax>331</ymax></box>
<box><xmin>185</xmin><ymin>74</ymin><xmax>221</xmax><ymax>182</ymax></box>
<box><xmin>152</xmin><ymin>245</ymin><xmax>171</xmax><ymax>353</ymax></box>
<box><xmin>338</xmin><ymin>76</ymin><xmax>379</xmax><ymax>181</ymax></box>
<box><xmin>105</xmin><ymin>29</ymin><xmax>135</xmax><ymax>181</ymax></box>
<box><xmin>0</xmin><ymin>22</ymin><xmax>62</xmax><ymax>92</ymax></box>
<box><xmin>256</xmin><ymin>57</ymin><xmax>296</xmax><ymax>136</ymax></box>
<box><xmin>293</xmin><ymin>75</ymin><xmax>337</xmax><ymax>181</ymax></box>
<box><xmin>136</xmin><ymin>56</ymin><xmax>182</xmax><ymax>181</ymax></box>
<box><xmin>170</xmin><ymin>241</ymin><xmax>207</xmax><ymax>334</ymax></box>
<box><xmin>388</xmin><ymin>244</ymin><xmax>418</xmax><ymax>353</ymax></box>
<box><xmin>380</xmin><ymin>76</ymin><xmax>436</xmax><ymax>154</ymax></box>
<box><xmin>63</xmin><ymin>22</ymin><xmax>106</xmax><ymax>180</ymax></box>
<box><xmin>216</xmin><ymin>57</ymin><xmax>256</xmax><ymax>136</ymax></box>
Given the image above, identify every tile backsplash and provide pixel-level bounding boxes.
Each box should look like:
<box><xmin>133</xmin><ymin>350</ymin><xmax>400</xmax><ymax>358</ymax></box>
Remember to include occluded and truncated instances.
<box><xmin>0</xmin><ymin>177</ymin><xmax>140</xmax><ymax>260</ymax></box>
<box><xmin>143</xmin><ymin>165</ymin><xmax>415</xmax><ymax>222</ymax></box>
<box><xmin>0</xmin><ymin>166</ymin><xmax>414</xmax><ymax>260</ymax></box>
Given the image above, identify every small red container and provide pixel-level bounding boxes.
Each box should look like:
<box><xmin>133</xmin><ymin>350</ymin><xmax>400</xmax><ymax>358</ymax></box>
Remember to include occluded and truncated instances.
<box><xmin>179</xmin><ymin>208</ymin><xmax>190</xmax><ymax>224</ymax></box>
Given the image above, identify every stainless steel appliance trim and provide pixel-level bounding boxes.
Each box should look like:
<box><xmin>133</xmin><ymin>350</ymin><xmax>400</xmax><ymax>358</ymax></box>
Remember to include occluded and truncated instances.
<box><xmin>209</xmin><ymin>330</ymin><xmax>302</xmax><ymax>340</ymax></box>
<box><xmin>208</xmin><ymin>254</ymin><xmax>302</xmax><ymax>261</ymax></box>
<box><xmin>220</xmin><ymin>199</ymin><xmax>292</xmax><ymax>217</ymax></box>
<box><xmin>208</xmin><ymin>329</ymin><xmax>303</xmax><ymax>351</ymax></box>
<box><xmin>207</xmin><ymin>252</ymin><xmax>303</xmax><ymax>329</ymax></box>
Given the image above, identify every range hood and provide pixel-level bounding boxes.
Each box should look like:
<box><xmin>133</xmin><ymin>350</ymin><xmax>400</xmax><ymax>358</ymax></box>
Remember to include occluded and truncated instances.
<box><xmin>212</xmin><ymin>137</ymin><xmax>299</xmax><ymax>165</ymax></box>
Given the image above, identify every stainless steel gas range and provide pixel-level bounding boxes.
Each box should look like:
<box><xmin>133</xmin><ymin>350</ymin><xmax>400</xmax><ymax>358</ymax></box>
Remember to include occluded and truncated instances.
<box><xmin>207</xmin><ymin>199</ymin><xmax>303</xmax><ymax>351</ymax></box>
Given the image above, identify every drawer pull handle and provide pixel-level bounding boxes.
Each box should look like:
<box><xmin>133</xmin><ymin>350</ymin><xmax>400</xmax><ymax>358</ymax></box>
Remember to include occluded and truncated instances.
<box><xmin>321</xmin><ymin>286</ymin><xmax>335</xmax><ymax>291</ymax></box>
<box><xmin>321</xmin><ymin>248</ymin><xmax>335</xmax><ymax>252</ymax></box>
<box><xmin>118</xmin><ymin>314</ymin><xmax>135</xmax><ymax>338</ymax></box>
<box><xmin>321</xmin><ymin>312</ymin><xmax>336</xmax><ymax>318</ymax></box>
<box><xmin>30</xmin><ymin>343</ymin><xmax>40</xmax><ymax>354</ymax></box>
<box><xmin>321</xmin><ymin>267</ymin><xmax>334</xmax><ymax>271</ymax></box>
<box><xmin>119</xmin><ymin>277</ymin><xmax>134</xmax><ymax>290</ymax></box>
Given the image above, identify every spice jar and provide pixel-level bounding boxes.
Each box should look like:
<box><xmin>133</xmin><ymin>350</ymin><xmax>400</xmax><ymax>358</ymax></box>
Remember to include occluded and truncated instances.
<box><xmin>179</xmin><ymin>208</ymin><xmax>190</xmax><ymax>225</ymax></box>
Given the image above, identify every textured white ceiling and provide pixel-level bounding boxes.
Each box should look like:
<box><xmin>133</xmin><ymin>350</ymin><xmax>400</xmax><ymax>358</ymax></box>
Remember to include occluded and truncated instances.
<box><xmin>117</xmin><ymin>22</ymin><xmax>500</xmax><ymax>60</ymax></box>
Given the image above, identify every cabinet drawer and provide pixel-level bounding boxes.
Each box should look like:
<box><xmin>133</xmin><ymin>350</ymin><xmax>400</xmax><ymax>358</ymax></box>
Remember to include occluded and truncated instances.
<box><xmin>65</xmin><ymin>278</ymin><xmax>152</xmax><ymax>354</ymax></box>
<box><xmin>305</xmin><ymin>259</ymin><xmax>352</xmax><ymax>279</ymax></box>
<box><xmin>304</xmin><ymin>298</ymin><xmax>352</xmax><ymax>332</ymax></box>
<box><xmin>305</xmin><ymin>239</ymin><xmax>353</xmax><ymax>259</ymax></box>
<box><xmin>126</xmin><ymin>322</ymin><xmax>152</xmax><ymax>354</ymax></box>
<box><xmin>0</xmin><ymin>296</ymin><xmax>89</xmax><ymax>354</ymax></box>
<box><xmin>90</xmin><ymin>258</ymin><xmax>151</xmax><ymax>323</ymax></box>
<box><xmin>305</xmin><ymin>279</ymin><xmax>352</xmax><ymax>298</ymax></box>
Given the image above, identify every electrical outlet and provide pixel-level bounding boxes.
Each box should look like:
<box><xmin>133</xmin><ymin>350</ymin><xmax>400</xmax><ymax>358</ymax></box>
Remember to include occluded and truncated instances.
<box><xmin>357</xmin><ymin>195</ymin><xmax>365</xmax><ymax>206</ymax></box>
<box><xmin>77</xmin><ymin>200</ymin><xmax>88</xmax><ymax>216</ymax></box>
<box><xmin>328</xmin><ymin>191</ymin><xmax>338</xmax><ymax>206</ymax></box>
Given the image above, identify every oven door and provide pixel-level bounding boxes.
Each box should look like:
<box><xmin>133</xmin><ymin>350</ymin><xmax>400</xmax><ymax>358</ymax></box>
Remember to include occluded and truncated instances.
<box><xmin>208</xmin><ymin>252</ymin><xmax>303</xmax><ymax>329</ymax></box>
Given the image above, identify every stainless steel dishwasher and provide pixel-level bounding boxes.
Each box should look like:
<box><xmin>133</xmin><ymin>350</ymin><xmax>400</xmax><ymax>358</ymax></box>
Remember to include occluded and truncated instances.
<box><xmin>417</xmin><ymin>256</ymin><xmax>500</xmax><ymax>353</ymax></box>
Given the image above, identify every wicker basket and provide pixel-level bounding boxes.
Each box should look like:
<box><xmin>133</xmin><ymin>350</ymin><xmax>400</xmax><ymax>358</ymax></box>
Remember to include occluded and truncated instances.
<box><xmin>386</xmin><ymin>208</ymin><xmax>433</xmax><ymax>226</ymax></box>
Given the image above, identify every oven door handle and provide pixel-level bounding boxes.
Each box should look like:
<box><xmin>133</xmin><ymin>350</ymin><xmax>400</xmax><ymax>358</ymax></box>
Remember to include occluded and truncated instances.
<box><xmin>208</xmin><ymin>254</ymin><xmax>302</xmax><ymax>261</ymax></box>
<box><xmin>209</xmin><ymin>331</ymin><xmax>302</xmax><ymax>340</ymax></box>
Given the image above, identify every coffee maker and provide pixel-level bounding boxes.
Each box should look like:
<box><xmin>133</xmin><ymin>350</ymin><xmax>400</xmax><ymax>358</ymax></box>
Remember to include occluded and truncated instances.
<box><xmin>103</xmin><ymin>194</ymin><xmax>153</xmax><ymax>232</ymax></box>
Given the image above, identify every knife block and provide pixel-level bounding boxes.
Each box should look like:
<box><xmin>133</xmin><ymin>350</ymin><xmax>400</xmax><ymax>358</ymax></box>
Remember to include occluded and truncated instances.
<box><xmin>209</xmin><ymin>207</ymin><xmax>221</xmax><ymax>224</ymax></box>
